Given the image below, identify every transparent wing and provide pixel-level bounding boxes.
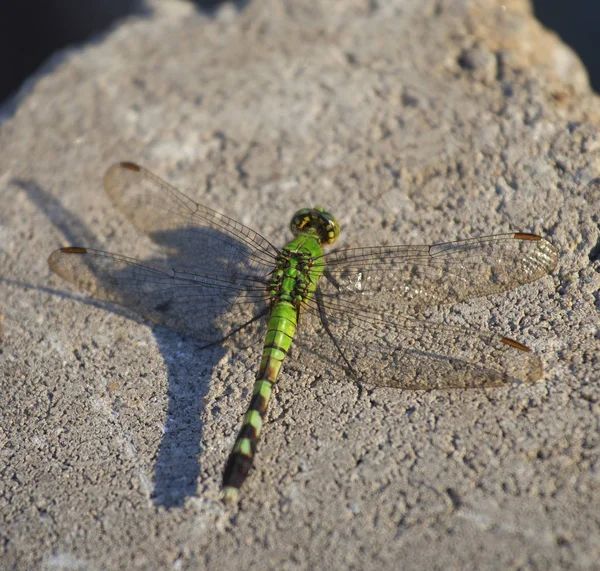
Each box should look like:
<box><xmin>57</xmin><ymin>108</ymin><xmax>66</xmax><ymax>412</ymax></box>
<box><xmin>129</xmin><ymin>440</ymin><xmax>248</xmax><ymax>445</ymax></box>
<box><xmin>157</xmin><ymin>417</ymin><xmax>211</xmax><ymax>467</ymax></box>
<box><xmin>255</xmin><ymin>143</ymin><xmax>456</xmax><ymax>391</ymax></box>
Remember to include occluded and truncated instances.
<box><xmin>103</xmin><ymin>162</ymin><xmax>280</xmax><ymax>272</ymax></box>
<box><xmin>48</xmin><ymin>162</ymin><xmax>281</xmax><ymax>342</ymax></box>
<box><xmin>299</xmin><ymin>294</ymin><xmax>543</xmax><ymax>389</ymax></box>
<box><xmin>320</xmin><ymin>233</ymin><xmax>557</xmax><ymax>311</ymax></box>
<box><xmin>48</xmin><ymin>247</ymin><xmax>270</xmax><ymax>344</ymax></box>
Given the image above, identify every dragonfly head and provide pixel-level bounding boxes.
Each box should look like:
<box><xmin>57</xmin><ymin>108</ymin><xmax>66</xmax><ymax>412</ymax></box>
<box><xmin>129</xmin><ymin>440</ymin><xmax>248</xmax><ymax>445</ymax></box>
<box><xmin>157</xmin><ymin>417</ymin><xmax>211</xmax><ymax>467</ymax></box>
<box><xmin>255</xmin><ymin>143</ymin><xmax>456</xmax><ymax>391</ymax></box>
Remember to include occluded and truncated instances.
<box><xmin>290</xmin><ymin>207</ymin><xmax>340</xmax><ymax>245</ymax></box>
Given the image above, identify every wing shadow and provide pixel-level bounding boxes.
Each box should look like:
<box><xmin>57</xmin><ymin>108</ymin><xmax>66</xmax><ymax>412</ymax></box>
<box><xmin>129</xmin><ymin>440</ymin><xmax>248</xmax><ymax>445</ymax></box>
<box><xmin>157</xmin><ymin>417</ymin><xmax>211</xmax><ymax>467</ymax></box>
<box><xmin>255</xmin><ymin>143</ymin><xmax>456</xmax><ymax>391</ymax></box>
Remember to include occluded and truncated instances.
<box><xmin>18</xmin><ymin>177</ymin><xmax>263</xmax><ymax>508</ymax></box>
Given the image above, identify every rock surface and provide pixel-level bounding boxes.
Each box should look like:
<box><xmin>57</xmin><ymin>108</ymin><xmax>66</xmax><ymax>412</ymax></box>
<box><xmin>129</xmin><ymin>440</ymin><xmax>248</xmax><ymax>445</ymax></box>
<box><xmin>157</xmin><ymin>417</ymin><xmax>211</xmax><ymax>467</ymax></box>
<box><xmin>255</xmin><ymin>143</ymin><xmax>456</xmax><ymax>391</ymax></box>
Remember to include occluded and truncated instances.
<box><xmin>1</xmin><ymin>0</ymin><xmax>599</xmax><ymax>569</ymax></box>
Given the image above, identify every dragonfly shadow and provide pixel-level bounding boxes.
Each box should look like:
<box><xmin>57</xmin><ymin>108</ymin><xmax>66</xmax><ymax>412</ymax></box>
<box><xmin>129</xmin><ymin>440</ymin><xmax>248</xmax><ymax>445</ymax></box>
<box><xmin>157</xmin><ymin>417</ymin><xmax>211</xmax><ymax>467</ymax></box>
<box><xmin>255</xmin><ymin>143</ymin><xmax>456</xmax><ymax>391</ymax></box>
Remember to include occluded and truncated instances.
<box><xmin>150</xmin><ymin>332</ymin><xmax>223</xmax><ymax>508</ymax></box>
<box><xmin>144</xmin><ymin>226</ymin><xmax>264</xmax><ymax>508</ymax></box>
<box><xmin>20</xmin><ymin>177</ymin><xmax>257</xmax><ymax>509</ymax></box>
<box><xmin>13</xmin><ymin>178</ymin><xmax>99</xmax><ymax>248</ymax></box>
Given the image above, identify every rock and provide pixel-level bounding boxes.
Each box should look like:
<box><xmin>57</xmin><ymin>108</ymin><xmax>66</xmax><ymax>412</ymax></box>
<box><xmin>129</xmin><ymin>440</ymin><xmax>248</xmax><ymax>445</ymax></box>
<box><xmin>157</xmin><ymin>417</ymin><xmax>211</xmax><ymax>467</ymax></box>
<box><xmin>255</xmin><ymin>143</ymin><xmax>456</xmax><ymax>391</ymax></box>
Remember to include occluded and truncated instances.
<box><xmin>1</xmin><ymin>1</ymin><xmax>598</xmax><ymax>569</ymax></box>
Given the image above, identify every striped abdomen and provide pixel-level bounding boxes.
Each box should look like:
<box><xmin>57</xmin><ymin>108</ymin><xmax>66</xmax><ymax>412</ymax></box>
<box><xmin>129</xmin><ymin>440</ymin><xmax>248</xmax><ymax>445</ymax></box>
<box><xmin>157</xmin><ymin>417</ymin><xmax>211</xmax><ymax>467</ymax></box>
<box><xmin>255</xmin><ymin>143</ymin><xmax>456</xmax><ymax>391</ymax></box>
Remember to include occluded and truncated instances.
<box><xmin>221</xmin><ymin>302</ymin><xmax>297</xmax><ymax>502</ymax></box>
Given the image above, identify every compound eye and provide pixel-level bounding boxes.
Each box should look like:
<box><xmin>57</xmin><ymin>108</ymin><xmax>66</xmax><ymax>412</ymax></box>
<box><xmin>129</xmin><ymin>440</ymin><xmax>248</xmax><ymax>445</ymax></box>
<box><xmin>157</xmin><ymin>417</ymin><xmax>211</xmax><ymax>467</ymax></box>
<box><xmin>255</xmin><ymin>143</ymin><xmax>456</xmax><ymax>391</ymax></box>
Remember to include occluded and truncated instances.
<box><xmin>290</xmin><ymin>208</ymin><xmax>312</xmax><ymax>236</ymax></box>
<box><xmin>319</xmin><ymin>214</ymin><xmax>340</xmax><ymax>245</ymax></box>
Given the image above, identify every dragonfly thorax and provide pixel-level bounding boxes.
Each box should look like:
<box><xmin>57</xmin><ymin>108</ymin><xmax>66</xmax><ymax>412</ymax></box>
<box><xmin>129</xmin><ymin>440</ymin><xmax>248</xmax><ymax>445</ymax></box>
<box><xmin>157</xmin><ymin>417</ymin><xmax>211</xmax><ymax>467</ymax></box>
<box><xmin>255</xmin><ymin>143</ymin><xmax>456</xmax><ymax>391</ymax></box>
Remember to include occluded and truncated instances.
<box><xmin>268</xmin><ymin>251</ymin><xmax>317</xmax><ymax>309</ymax></box>
<box><xmin>290</xmin><ymin>207</ymin><xmax>340</xmax><ymax>245</ymax></box>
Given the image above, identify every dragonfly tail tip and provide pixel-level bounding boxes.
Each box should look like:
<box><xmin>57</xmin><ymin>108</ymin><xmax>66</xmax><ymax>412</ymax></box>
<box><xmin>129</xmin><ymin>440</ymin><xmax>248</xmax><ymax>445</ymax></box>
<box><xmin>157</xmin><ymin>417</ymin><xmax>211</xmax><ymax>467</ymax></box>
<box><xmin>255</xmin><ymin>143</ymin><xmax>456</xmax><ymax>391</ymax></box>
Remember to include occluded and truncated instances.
<box><xmin>221</xmin><ymin>486</ymin><xmax>239</xmax><ymax>504</ymax></box>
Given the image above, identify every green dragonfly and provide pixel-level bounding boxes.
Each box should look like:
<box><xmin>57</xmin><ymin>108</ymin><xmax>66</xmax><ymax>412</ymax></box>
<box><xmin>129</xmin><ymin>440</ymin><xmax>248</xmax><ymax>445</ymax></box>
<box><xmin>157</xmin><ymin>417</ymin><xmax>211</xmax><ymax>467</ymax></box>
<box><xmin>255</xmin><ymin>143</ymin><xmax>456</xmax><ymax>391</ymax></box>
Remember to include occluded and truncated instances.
<box><xmin>48</xmin><ymin>162</ymin><xmax>558</xmax><ymax>502</ymax></box>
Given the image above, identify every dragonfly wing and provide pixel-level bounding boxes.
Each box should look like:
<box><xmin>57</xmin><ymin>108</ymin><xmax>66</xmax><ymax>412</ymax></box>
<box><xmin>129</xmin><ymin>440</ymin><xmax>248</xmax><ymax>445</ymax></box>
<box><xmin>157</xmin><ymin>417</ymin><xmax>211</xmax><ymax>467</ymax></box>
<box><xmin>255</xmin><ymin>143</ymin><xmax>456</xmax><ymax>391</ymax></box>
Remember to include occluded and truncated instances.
<box><xmin>103</xmin><ymin>162</ymin><xmax>279</xmax><ymax>273</ymax></box>
<box><xmin>320</xmin><ymin>233</ymin><xmax>557</xmax><ymax>310</ymax></box>
<box><xmin>301</xmin><ymin>292</ymin><xmax>543</xmax><ymax>389</ymax></box>
<box><xmin>48</xmin><ymin>247</ymin><xmax>270</xmax><ymax>344</ymax></box>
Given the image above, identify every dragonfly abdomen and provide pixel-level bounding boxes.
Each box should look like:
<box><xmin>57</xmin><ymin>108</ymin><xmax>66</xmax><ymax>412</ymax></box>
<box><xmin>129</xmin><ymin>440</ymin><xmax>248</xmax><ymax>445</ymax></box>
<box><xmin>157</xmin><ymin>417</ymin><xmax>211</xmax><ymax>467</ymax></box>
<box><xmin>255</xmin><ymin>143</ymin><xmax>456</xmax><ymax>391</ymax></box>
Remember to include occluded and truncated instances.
<box><xmin>221</xmin><ymin>301</ymin><xmax>298</xmax><ymax>502</ymax></box>
<box><xmin>221</xmin><ymin>232</ymin><xmax>329</xmax><ymax>502</ymax></box>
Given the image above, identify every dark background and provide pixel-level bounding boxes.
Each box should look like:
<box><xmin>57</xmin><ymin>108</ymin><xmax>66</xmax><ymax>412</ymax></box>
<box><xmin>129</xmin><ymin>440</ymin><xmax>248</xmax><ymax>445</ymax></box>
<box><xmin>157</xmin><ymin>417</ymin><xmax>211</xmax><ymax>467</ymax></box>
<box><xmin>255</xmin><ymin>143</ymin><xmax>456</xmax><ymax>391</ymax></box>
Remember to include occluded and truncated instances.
<box><xmin>0</xmin><ymin>1</ymin><xmax>598</xmax><ymax>107</ymax></box>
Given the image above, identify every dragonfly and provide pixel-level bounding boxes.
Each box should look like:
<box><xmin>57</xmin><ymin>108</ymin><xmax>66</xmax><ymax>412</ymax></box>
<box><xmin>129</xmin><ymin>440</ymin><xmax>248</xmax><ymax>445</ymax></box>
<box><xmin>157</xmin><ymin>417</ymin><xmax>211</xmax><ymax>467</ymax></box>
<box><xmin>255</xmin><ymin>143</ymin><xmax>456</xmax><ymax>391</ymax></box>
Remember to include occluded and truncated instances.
<box><xmin>48</xmin><ymin>162</ymin><xmax>558</xmax><ymax>502</ymax></box>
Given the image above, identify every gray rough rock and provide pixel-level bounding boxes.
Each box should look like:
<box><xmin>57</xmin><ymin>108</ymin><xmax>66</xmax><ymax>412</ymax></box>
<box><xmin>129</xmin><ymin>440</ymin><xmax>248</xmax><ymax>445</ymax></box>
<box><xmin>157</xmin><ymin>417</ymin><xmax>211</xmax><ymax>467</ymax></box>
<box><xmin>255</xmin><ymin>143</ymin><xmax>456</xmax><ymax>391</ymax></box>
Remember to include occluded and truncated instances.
<box><xmin>1</xmin><ymin>0</ymin><xmax>599</xmax><ymax>569</ymax></box>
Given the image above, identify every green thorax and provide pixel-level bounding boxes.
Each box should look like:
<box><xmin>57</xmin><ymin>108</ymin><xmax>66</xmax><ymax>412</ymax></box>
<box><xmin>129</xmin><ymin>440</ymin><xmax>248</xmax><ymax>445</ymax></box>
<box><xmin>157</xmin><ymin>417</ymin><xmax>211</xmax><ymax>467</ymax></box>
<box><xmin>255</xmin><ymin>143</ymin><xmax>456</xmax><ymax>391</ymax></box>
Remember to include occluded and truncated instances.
<box><xmin>257</xmin><ymin>207</ymin><xmax>340</xmax><ymax>382</ymax></box>
<box><xmin>268</xmin><ymin>235</ymin><xmax>326</xmax><ymax>309</ymax></box>
<box><xmin>267</xmin><ymin>205</ymin><xmax>340</xmax><ymax>310</ymax></box>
